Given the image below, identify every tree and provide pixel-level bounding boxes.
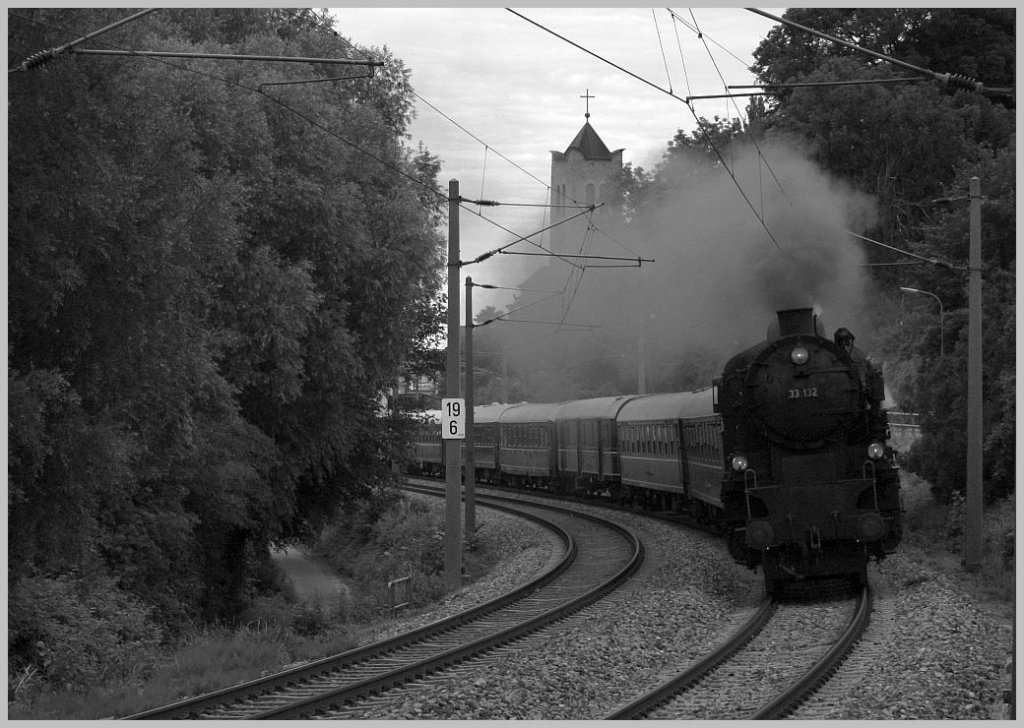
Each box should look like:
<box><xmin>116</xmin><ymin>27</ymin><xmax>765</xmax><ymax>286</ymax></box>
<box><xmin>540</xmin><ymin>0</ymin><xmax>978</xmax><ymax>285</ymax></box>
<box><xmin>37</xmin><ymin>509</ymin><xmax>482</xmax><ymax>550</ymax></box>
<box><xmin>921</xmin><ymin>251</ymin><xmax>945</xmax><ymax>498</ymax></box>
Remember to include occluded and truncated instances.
<box><xmin>8</xmin><ymin>7</ymin><xmax>446</xmax><ymax>645</ymax></box>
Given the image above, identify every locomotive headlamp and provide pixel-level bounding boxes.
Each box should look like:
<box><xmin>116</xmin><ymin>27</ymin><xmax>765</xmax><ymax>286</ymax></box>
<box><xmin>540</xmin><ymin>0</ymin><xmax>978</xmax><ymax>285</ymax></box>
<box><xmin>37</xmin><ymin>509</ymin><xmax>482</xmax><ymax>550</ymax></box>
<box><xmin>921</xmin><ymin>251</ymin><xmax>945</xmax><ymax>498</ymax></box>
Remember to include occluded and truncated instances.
<box><xmin>790</xmin><ymin>346</ymin><xmax>809</xmax><ymax>365</ymax></box>
<box><xmin>867</xmin><ymin>442</ymin><xmax>886</xmax><ymax>460</ymax></box>
<box><xmin>731</xmin><ymin>454</ymin><xmax>749</xmax><ymax>472</ymax></box>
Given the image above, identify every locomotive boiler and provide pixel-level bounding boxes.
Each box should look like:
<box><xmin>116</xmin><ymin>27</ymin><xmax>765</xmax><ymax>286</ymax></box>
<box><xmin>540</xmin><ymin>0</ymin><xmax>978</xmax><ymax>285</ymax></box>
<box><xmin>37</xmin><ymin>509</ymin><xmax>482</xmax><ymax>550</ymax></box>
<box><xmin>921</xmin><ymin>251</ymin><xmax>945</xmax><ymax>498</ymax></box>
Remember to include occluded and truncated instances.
<box><xmin>715</xmin><ymin>308</ymin><xmax>902</xmax><ymax>593</ymax></box>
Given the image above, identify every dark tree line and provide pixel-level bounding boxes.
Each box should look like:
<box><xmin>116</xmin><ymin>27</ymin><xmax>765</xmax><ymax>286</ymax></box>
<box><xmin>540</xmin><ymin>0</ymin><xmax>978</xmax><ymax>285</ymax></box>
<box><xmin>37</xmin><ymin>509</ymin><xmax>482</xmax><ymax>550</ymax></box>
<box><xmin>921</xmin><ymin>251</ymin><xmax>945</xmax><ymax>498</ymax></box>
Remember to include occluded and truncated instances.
<box><xmin>8</xmin><ymin>5</ymin><xmax>445</xmax><ymax>653</ymax></box>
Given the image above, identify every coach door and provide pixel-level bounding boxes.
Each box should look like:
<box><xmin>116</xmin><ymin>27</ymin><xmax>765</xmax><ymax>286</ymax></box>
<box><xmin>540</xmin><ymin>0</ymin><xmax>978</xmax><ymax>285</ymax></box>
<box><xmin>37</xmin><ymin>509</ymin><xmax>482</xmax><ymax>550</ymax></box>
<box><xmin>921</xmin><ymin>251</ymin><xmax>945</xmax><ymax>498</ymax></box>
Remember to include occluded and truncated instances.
<box><xmin>677</xmin><ymin>420</ymin><xmax>690</xmax><ymax>496</ymax></box>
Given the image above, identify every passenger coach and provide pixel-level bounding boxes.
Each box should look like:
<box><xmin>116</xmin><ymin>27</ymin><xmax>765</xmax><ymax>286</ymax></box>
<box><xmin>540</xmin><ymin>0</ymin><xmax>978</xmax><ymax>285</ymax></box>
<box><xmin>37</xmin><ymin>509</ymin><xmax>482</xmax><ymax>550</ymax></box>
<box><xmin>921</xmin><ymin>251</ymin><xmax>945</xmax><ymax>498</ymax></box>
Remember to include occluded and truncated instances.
<box><xmin>469</xmin><ymin>403</ymin><xmax>514</xmax><ymax>483</ymax></box>
<box><xmin>554</xmin><ymin>395</ymin><xmax>635</xmax><ymax>495</ymax></box>
<box><xmin>497</xmin><ymin>402</ymin><xmax>560</xmax><ymax>487</ymax></box>
<box><xmin>616</xmin><ymin>388</ymin><xmax>723</xmax><ymax>519</ymax></box>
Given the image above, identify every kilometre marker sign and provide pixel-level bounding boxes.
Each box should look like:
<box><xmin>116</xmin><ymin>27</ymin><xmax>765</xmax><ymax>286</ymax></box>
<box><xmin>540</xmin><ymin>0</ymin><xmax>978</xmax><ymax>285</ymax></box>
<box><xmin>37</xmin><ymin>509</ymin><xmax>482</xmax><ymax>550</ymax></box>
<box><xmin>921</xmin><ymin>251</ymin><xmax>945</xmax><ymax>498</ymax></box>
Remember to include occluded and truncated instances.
<box><xmin>441</xmin><ymin>398</ymin><xmax>466</xmax><ymax>440</ymax></box>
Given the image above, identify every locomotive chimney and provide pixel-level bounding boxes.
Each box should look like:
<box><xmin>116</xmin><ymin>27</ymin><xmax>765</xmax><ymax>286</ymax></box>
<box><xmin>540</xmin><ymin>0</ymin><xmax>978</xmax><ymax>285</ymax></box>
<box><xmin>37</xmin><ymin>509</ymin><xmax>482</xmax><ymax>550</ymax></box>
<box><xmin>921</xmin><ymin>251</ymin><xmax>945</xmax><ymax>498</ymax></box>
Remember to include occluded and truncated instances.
<box><xmin>777</xmin><ymin>308</ymin><xmax>817</xmax><ymax>337</ymax></box>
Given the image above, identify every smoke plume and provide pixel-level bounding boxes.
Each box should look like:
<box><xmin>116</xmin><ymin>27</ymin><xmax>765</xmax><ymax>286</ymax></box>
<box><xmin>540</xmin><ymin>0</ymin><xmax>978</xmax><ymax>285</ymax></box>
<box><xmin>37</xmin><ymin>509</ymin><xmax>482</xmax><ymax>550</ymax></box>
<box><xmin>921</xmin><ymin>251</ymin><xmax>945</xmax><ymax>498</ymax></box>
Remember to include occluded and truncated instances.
<box><xmin>494</xmin><ymin>140</ymin><xmax>879</xmax><ymax>399</ymax></box>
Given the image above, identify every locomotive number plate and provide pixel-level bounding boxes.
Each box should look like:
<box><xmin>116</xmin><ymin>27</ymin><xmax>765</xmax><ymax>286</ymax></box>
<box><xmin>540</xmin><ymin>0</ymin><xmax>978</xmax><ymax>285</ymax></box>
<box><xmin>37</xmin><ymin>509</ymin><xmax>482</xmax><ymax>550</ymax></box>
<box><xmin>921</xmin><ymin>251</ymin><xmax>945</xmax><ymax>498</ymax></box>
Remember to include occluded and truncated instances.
<box><xmin>787</xmin><ymin>387</ymin><xmax>819</xmax><ymax>399</ymax></box>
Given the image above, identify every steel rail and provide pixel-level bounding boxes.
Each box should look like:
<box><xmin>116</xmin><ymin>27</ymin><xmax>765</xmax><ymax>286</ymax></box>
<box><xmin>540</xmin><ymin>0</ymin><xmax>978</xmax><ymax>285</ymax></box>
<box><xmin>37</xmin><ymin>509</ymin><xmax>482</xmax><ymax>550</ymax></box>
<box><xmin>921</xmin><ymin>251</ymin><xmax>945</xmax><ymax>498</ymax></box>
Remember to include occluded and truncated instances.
<box><xmin>124</xmin><ymin>490</ymin><xmax>577</xmax><ymax>720</ymax></box>
<box><xmin>253</xmin><ymin>495</ymin><xmax>644</xmax><ymax>719</ymax></box>
<box><xmin>749</xmin><ymin>585</ymin><xmax>872</xmax><ymax>719</ymax></box>
<box><xmin>605</xmin><ymin>587</ymin><xmax>869</xmax><ymax>720</ymax></box>
<box><xmin>604</xmin><ymin>598</ymin><xmax>775</xmax><ymax>719</ymax></box>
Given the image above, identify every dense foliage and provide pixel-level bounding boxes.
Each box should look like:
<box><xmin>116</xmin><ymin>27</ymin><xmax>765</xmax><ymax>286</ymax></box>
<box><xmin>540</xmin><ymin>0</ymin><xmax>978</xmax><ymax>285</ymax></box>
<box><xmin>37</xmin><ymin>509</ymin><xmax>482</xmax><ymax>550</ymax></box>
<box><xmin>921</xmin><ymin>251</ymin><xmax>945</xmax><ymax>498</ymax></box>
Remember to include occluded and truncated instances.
<box><xmin>8</xmin><ymin>5</ymin><xmax>446</xmax><ymax>680</ymax></box>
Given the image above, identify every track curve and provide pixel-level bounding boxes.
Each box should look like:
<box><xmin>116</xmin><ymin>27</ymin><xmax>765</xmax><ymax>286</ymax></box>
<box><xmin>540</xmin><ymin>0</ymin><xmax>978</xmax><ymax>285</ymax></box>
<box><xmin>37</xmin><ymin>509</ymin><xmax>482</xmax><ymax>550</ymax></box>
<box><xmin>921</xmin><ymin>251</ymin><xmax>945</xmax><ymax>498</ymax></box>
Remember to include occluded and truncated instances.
<box><xmin>126</xmin><ymin>484</ymin><xmax>642</xmax><ymax>720</ymax></box>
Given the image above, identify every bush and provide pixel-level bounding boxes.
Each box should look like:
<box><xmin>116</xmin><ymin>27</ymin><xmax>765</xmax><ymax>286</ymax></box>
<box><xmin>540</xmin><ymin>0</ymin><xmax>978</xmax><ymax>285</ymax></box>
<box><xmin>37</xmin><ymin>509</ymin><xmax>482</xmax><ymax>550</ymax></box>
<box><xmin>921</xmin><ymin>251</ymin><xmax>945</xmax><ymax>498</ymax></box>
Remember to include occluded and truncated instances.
<box><xmin>8</xmin><ymin>575</ymin><xmax>163</xmax><ymax>693</ymax></box>
<box><xmin>316</xmin><ymin>494</ymin><xmax>450</xmax><ymax>619</ymax></box>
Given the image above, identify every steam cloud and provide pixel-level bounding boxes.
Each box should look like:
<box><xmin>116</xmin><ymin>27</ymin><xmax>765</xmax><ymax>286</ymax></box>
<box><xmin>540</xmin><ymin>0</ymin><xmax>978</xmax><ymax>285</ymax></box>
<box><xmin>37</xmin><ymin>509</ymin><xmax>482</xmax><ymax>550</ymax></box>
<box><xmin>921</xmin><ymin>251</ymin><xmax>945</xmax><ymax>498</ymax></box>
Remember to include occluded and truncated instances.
<box><xmin>493</xmin><ymin>140</ymin><xmax>879</xmax><ymax>399</ymax></box>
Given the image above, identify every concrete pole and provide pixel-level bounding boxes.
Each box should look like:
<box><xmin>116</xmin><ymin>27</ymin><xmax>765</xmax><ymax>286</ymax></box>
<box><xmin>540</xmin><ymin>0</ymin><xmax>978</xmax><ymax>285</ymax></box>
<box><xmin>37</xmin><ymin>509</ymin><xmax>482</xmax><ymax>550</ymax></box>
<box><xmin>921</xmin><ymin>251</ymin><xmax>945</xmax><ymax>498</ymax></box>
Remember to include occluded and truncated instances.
<box><xmin>465</xmin><ymin>276</ymin><xmax>476</xmax><ymax>537</ymax></box>
<box><xmin>965</xmin><ymin>176</ymin><xmax>983</xmax><ymax>570</ymax></box>
<box><xmin>444</xmin><ymin>180</ymin><xmax>462</xmax><ymax>589</ymax></box>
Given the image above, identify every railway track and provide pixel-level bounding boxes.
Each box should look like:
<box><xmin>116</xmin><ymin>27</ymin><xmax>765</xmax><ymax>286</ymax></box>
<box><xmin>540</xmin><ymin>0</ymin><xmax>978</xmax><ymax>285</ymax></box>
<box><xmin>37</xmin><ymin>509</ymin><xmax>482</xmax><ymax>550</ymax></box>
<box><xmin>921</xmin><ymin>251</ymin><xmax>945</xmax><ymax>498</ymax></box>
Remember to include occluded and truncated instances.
<box><xmin>606</xmin><ymin>586</ymin><xmax>872</xmax><ymax>719</ymax></box>
<box><xmin>126</xmin><ymin>484</ymin><xmax>643</xmax><ymax>720</ymax></box>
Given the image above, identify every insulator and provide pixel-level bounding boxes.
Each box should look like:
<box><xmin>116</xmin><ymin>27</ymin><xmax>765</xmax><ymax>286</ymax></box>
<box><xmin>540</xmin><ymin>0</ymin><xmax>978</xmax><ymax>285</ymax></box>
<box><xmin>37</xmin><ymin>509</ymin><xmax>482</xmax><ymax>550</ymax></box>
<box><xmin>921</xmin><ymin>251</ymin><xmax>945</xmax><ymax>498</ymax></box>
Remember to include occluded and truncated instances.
<box><xmin>20</xmin><ymin>49</ymin><xmax>55</xmax><ymax>70</ymax></box>
<box><xmin>939</xmin><ymin>72</ymin><xmax>982</xmax><ymax>92</ymax></box>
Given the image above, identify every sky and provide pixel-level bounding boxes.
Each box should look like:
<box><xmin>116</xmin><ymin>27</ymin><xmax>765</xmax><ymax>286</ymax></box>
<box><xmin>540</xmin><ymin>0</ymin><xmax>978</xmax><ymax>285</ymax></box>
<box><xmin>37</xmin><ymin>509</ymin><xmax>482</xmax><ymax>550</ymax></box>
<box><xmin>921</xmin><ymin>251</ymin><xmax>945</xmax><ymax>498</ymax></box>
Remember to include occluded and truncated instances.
<box><xmin>329</xmin><ymin>7</ymin><xmax>787</xmax><ymax>312</ymax></box>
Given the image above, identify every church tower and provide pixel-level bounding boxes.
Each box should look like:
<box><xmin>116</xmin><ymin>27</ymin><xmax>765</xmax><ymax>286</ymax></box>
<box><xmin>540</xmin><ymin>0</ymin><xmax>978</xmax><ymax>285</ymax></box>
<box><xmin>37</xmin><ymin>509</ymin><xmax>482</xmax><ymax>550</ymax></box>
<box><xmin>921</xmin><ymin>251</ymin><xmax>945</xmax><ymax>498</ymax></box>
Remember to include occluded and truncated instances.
<box><xmin>549</xmin><ymin>95</ymin><xmax>623</xmax><ymax>255</ymax></box>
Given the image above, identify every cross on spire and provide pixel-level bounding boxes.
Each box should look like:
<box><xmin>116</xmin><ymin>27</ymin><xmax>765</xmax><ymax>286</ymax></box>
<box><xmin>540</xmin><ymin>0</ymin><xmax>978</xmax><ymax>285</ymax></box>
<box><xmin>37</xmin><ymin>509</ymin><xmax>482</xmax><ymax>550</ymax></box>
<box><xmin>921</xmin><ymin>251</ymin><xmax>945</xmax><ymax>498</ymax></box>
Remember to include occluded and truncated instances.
<box><xmin>580</xmin><ymin>88</ymin><xmax>595</xmax><ymax>119</ymax></box>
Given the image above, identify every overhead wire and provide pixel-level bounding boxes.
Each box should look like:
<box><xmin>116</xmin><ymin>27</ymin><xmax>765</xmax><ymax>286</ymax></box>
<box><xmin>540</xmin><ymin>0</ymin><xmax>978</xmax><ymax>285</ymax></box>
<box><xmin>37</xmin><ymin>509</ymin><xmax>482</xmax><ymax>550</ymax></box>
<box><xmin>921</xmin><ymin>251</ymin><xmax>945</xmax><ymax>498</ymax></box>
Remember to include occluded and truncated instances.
<box><xmin>746</xmin><ymin>7</ymin><xmax>1010</xmax><ymax>97</ymax></box>
<box><xmin>670</xmin><ymin>8</ymin><xmax>795</xmax><ymax>215</ymax></box>
<box><xmin>325</xmin><ymin>11</ymin><xmax>651</xmax><ymax>325</ymax></box>
<box><xmin>507</xmin><ymin>7</ymin><xmax>783</xmax><ymax>251</ymax></box>
<box><xmin>413</xmin><ymin>85</ymin><xmax>643</xmax><ymax>297</ymax></box>
<box><xmin>325</xmin><ymin>12</ymin><xmax>641</xmax><ymax>316</ymax></box>
<box><xmin>478</xmin><ymin>145</ymin><xmax>489</xmax><ymax>214</ymax></box>
<box><xmin>652</xmin><ymin>8</ymin><xmax>673</xmax><ymax>94</ymax></box>
<box><xmin>413</xmin><ymin>91</ymin><xmax>550</xmax><ymax>189</ymax></box>
<box><xmin>8</xmin><ymin>10</ymin><xmax>448</xmax><ymax>205</ymax></box>
<box><xmin>664</xmin><ymin>9</ymin><xmax>754</xmax><ymax>69</ymax></box>
<box><xmin>670</xmin><ymin>11</ymin><xmax>693</xmax><ymax>97</ymax></box>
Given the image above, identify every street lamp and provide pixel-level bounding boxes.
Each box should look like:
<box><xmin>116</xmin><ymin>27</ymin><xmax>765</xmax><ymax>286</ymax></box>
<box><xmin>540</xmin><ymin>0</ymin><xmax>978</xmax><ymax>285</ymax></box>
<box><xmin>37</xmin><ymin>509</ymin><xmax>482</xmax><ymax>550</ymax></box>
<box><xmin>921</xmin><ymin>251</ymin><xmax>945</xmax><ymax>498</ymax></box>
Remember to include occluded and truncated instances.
<box><xmin>899</xmin><ymin>286</ymin><xmax>944</xmax><ymax>357</ymax></box>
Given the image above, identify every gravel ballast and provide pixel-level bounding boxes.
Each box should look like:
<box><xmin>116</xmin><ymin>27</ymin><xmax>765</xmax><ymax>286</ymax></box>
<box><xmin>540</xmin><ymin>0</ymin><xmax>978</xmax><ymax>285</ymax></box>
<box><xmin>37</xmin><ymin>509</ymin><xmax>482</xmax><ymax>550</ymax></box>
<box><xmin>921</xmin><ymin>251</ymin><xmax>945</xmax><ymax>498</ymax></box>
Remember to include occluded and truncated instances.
<box><xmin>347</xmin><ymin>493</ymin><xmax>1012</xmax><ymax>720</ymax></box>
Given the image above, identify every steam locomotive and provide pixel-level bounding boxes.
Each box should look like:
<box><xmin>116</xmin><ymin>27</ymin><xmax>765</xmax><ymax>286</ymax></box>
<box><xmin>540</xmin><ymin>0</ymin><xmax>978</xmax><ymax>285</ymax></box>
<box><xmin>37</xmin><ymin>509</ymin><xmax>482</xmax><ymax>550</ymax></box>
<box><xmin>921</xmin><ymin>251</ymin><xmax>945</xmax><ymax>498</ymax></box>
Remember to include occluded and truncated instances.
<box><xmin>408</xmin><ymin>308</ymin><xmax>902</xmax><ymax>594</ymax></box>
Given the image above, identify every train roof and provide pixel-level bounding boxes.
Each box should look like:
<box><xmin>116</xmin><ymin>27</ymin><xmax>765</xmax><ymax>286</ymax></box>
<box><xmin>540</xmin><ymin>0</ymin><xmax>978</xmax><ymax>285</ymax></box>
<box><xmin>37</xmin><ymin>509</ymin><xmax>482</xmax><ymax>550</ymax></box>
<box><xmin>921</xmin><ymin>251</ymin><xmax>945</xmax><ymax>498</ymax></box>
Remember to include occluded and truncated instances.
<box><xmin>474</xmin><ymin>403</ymin><xmax>515</xmax><ymax>424</ymax></box>
<box><xmin>616</xmin><ymin>388</ymin><xmax>716</xmax><ymax>422</ymax></box>
<box><xmin>555</xmin><ymin>395</ymin><xmax>637</xmax><ymax>421</ymax></box>
<box><xmin>499</xmin><ymin>401</ymin><xmax>562</xmax><ymax>424</ymax></box>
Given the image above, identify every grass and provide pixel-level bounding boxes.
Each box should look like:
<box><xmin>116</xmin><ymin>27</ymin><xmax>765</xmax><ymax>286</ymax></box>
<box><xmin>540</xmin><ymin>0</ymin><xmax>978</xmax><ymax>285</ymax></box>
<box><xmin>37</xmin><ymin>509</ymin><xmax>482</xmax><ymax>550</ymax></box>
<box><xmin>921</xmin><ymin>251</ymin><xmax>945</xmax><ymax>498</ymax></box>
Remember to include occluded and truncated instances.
<box><xmin>8</xmin><ymin>597</ymin><xmax>360</xmax><ymax>720</ymax></box>
<box><xmin>898</xmin><ymin>471</ymin><xmax>1015</xmax><ymax>622</ymax></box>
<box><xmin>8</xmin><ymin>495</ymin><xmax>508</xmax><ymax>720</ymax></box>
